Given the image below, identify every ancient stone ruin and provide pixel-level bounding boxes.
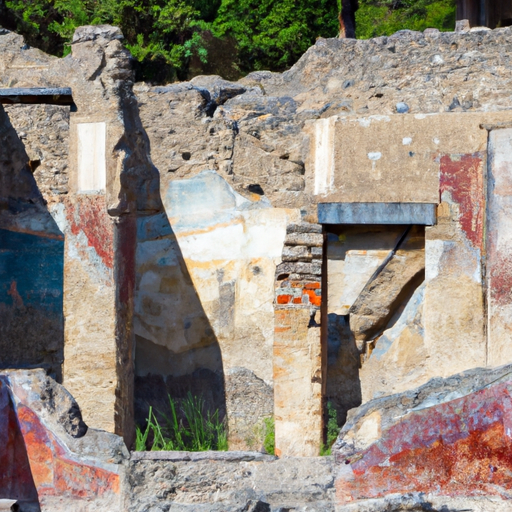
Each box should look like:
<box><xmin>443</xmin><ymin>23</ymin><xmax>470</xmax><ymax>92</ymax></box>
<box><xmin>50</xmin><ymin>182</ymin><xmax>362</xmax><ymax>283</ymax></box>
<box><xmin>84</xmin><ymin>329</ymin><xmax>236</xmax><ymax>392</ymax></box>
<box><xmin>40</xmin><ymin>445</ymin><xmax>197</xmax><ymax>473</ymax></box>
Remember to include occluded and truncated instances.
<box><xmin>3</xmin><ymin>15</ymin><xmax>512</xmax><ymax>512</ymax></box>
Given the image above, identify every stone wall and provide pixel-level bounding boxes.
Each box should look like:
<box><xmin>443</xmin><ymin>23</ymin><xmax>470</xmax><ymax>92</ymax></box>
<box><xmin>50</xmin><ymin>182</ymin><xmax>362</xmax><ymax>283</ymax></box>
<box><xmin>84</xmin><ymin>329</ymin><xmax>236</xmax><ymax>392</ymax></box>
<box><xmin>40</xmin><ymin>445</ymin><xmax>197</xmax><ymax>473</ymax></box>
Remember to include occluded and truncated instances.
<box><xmin>0</xmin><ymin>26</ymin><xmax>160</xmax><ymax>445</ymax></box>
<box><xmin>0</xmin><ymin>104</ymin><xmax>64</xmax><ymax>380</ymax></box>
<box><xmin>130</xmin><ymin>26</ymin><xmax>512</xmax><ymax>453</ymax></box>
<box><xmin>127</xmin><ymin>451</ymin><xmax>335</xmax><ymax>511</ymax></box>
<box><xmin>6</xmin><ymin>23</ymin><xmax>512</xmax><ymax>457</ymax></box>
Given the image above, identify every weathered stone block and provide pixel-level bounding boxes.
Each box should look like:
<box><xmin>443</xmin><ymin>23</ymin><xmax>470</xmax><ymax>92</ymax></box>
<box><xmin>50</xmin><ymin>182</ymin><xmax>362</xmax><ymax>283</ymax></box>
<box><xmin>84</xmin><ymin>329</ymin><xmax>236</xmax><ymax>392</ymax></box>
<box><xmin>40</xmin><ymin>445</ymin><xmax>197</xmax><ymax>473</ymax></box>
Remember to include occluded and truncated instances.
<box><xmin>286</xmin><ymin>223</ymin><xmax>322</xmax><ymax>234</ymax></box>
<box><xmin>276</xmin><ymin>261</ymin><xmax>322</xmax><ymax>276</ymax></box>
<box><xmin>127</xmin><ymin>455</ymin><xmax>335</xmax><ymax>511</ymax></box>
<box><xmin>311</xmin><ymin>246</ymin><xmax>323</xmax><ymax>259</ymax></box>
<box><xmin>284</xmin><ymin>232</ymin><xmax>323</xmax><ymax>247</ymax></box>
<box><xmin>282</xmin><ymin>245</ymin><xmax>312</xmax><ymax>262</ymax></box>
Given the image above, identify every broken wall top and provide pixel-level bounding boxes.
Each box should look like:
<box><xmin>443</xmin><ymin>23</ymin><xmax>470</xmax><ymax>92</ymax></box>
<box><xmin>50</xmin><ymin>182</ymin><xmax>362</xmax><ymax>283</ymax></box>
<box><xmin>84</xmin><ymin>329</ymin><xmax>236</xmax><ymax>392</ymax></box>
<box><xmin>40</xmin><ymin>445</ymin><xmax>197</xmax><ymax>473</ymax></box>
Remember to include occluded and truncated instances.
<box><xmin>5</xmin><ymin>25</ymin><xmax>512</xmax><ymax>212</ymax></box>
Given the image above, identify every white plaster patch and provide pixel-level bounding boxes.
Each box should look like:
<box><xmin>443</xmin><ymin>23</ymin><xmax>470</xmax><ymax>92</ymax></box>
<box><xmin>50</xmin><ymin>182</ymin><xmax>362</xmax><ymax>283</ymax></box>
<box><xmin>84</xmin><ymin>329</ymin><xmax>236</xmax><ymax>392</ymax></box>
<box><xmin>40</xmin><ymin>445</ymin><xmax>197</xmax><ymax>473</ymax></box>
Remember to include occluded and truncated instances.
<box><xmin>177</xmin><ymin>223</ymin><xmax>245</xmax><ymax>261</ymax></box>
<box><xmin>356</xmin><ymin>115</ymin><xmax>391</xmax><ymax>127</ymax></box>
<box><xmin>314</xmin><ymin>117</ymin><xmax>336</xmax><ymax>195</ymax></box>
<box><xmin>354</xmin><ymin>411</ymin><xmax>382</xmax><ymax>449</ymax></box>
<box><xmin>77</xmin><ymin>122</ymin><xmax>106</xmax><ymax>193</ymax></box>
<box><xmin>241</xmin><ymin>209</ymin><xmax>290</xmax><ymax>259</ymax></box>
<box><xmin>433</xmin><ymin>137</ymin><xmax>440</xmax><ymax>145</ymax></box>
<box><xmin>402</xmin><ymin>137</ymin><xmax>413</xmax><ymax>146</ymax></box>
<box><xmin>368</xmin><ymin>152</ymin><xmax>382</xmax><ymax>161</ymax></box>
<box><xmin>49</xmin><ymin>203</ymin><xmax>67</xmax><ymax>232</ymax></box>
<box><xmin>431</xmin><ymin>54</ymin><xmax>444</xmax><ymax>65</ymax></box>
<box><xmin>425</xmin><ymin>239</ymin><xmax>445</xmax><ymax>281</ymax></box>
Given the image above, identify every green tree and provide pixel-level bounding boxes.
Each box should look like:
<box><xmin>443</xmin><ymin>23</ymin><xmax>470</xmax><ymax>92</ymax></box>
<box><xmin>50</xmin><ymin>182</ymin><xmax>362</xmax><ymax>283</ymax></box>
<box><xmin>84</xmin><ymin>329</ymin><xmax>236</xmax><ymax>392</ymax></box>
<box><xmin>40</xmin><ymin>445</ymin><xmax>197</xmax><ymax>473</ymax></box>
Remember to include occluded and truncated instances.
<box><xmin>2</xmin><ymin>0</ymin><xmax>457</xmax><ymax>82</ymax></box>
<box><xmin>356</xmin><ymin>0</ymin><xmax>456</xmax><ymax>39</ymax></box>
<box><xmin>4</xmin><ymin>0</ymin><xmax>211</xmax><ymax>81</ymax></box>
<box><xmin>212</xmin><ymin>0</ymin><xmax>339</xmax><ymax>73</ymax></box>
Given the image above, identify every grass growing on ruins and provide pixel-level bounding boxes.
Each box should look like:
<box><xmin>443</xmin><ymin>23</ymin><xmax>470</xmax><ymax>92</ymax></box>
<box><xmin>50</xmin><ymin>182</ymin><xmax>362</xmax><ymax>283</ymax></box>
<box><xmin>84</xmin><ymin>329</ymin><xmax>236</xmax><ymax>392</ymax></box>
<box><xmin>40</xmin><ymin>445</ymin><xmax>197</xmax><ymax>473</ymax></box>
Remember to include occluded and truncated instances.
<box><xmin>135</xmin><ymin>392</ymin><xmax>228</xmax><ymax>452</ymax></box>
<box><xmin>320</xmin><ymin>401</ymin><xmax>340</xmax><ymax>456</ymax></box>
<box><xmin>263</xmin><ymin>416</ymin><xmax>275</xmax><ymax>455</ymax></box>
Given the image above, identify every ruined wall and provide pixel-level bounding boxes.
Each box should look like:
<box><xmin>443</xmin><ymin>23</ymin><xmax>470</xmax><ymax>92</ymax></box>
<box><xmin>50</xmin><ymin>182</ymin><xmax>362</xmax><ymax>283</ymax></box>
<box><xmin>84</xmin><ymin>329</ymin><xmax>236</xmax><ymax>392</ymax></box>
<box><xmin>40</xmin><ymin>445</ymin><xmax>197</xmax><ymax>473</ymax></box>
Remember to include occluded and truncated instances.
<box><xmin>0</xmin><ymin>103</ymin><xmax>64</xmax><ymax>380</ymax></box>
<box><xmin>0</xmin><ymin>26</ymin><xmax>161</xmax><ymax>445</ymax></box>
<box><xmin>333</xmin><ymin>363</ymin><xmax>512</xmax><ymax>510</ymax></box>
<box><xmin>132</xmin><ymin>27</ymin><xmax>512</xmax><ymax>442</ymax></box>
<box><xmin>6</xmin><ymin>24</ymin><xmax>512</xmax><ymax>456</ymax></box>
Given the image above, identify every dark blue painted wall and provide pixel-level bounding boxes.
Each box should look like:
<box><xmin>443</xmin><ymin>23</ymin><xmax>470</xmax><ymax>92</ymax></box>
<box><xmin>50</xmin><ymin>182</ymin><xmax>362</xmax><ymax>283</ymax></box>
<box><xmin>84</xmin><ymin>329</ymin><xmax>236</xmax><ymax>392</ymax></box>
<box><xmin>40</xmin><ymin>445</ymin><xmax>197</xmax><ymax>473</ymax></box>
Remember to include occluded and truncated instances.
<box><xmin>0</xmin><ymin>228</ymin><xmax>64</xmax><ymax>379</ymax></box>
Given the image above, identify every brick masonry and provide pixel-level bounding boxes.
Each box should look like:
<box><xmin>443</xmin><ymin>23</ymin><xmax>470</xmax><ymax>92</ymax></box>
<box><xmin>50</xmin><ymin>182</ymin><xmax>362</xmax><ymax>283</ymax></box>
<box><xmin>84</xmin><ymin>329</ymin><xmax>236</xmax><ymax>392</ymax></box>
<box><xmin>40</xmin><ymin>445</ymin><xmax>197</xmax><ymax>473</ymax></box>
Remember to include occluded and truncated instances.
<box><xmin>274</xmin><ymin>222</ymin><xmax>325</xmax><ymax>456</ymax></box>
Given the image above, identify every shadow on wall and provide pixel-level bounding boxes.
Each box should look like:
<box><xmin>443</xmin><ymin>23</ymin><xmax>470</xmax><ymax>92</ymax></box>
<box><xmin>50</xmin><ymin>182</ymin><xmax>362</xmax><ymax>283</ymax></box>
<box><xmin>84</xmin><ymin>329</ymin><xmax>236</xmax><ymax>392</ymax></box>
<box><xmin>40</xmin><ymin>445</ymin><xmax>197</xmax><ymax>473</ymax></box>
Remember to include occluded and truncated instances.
<box><xmin>134</xmin><ymin>190</ymin><xmax>226</xmax><ymax>430</ymax></box>
<box><xmin>326</xmin><ymin>313</ymin><xmax>361</xmax><ymax>426</ymax></box>
<box><xmin>0</xmin><ymin>105</ymin><xmax>64</xmax><ymax>382</ymax></box>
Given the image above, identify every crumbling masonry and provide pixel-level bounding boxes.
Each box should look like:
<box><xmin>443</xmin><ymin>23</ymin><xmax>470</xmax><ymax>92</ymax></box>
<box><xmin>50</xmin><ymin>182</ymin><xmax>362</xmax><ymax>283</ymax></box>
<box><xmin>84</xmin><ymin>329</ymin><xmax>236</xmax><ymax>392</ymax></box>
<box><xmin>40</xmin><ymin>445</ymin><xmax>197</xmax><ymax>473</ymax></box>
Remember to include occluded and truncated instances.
<box><xmin>4</xmin><ymin>17</ymin><xmax>512</xmax><ymax>512</ymax></box>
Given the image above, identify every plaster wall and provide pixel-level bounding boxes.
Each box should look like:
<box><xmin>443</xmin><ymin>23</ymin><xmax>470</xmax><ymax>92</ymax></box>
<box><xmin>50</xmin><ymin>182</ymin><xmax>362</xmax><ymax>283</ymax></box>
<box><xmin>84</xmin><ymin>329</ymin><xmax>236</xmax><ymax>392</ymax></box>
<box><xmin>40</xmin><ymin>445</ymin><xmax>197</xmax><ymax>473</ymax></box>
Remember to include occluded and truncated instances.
<box><xmin>0</xmin><ymin>104</ymin><xmax>65</xmax><ymax>381</ymax></box>
<box><xmin>135</xmin><ymin>170</ymin><xmax>299</xmax><ymax>447</ymax></box>
<box><xmin>487</xmin><ymin>128</ymin><xmax>512</xmax><ymax>366</ymax></box>
<box><xmin>318</xmin><ymin>112</ymin><xmax>512</xmax><ymax>410</ymax></box>
<box><xmin>7</xmin><ymin>24</ymin><xmax>512</xmax><ymax>460</ymax></box>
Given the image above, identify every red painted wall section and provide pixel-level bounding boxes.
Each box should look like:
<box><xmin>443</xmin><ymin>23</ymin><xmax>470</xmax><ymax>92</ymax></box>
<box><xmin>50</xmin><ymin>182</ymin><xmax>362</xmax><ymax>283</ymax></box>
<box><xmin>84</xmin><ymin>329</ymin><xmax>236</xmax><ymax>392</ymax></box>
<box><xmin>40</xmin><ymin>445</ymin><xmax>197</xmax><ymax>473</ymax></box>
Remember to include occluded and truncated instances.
<box><xmin>65</xmin><ymin>196</ymin><xmax>114</xmax><ymax>269</ymax></box>
<box><xmin>0</xmin><ymin>379</ymin><xmax>39</xmax><ymax>503</ymax></box>
<box><xmin>489</xmin><ymin>253</ymin><xmax>512</xmax><ymax>307</ymax></box>
<box><xmin>0</xmin><ymin>374</ymin><xmax>121</xmax><ymax>504</ymax></box>
<box><xmin>16</xmin><ymin>405</ymin><xmax>119</xmax><ymax>497</ymax></box>
<box><xmin>335</xmin><ymin>380</ymin><xmax>512</xmax><ymax>505</ymax></box>
<box><xmin>439</xmin><ymin>153</ymin><xmax>485</xmax><ymax>250</ymax></box>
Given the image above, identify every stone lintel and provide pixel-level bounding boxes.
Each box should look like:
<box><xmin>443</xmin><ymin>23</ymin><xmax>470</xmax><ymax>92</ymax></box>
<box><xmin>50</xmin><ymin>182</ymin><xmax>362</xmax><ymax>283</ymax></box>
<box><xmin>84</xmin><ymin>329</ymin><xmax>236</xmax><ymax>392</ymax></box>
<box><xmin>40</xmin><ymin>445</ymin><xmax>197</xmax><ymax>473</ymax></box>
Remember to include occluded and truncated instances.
<box><xmin>318</xmin><ymin>202</ymin><xmax>437</xmax><ymax>225</ymax></box>
<box><xmin>0</xmin><ymin>87</ymin><xmax>74</xmax><ymax>105</ymax></box>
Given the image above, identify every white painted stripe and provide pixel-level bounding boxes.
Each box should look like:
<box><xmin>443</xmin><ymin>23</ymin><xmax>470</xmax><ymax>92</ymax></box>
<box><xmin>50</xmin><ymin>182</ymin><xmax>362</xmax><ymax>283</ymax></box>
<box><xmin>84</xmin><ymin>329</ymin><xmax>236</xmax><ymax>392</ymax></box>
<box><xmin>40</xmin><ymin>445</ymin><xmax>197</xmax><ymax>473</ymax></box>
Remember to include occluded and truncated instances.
<box><xmin>314</xmin><ymin>117</ymin><xmax>336</xmax><ymax>196</ymax></box>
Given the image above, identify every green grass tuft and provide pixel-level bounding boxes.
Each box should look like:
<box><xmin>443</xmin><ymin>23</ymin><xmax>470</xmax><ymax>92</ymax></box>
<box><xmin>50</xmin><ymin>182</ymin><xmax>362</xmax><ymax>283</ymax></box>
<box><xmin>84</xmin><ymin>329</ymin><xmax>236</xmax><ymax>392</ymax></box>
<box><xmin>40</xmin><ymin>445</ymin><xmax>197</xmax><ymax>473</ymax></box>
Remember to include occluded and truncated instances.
<box><xmin>262</xmin><ymin>416</ymin><xmax>275</xmax><ymax>455</ymax></box>
<box><xmin>135</xmin><ymin>392</ymin><xmax>227</xmax><ymax>452</ymax></box>
<box><xmin>320</xmin><ymin>401</ymin><xmax>339</xmax><ymax>456</ymax></box>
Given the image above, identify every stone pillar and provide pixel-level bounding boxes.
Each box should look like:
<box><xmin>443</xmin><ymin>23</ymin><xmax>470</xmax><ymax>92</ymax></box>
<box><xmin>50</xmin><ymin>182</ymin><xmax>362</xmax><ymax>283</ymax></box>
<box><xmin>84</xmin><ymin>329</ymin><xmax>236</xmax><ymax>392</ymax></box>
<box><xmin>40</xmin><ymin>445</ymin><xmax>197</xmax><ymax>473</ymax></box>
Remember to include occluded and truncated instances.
<box><xmin>59</xmin><ymin>26</ymin><xmax>160</xmax><ymax>446</ymax></box>
<box><xmin>273</xmin><ymin>222</ymin><xmax>324</xmax><ymax>456</ymax></box>
<box><xmin>487</xmin><ymin>128</ymin><xmax>512</xmax><ymax>366</ymax></box>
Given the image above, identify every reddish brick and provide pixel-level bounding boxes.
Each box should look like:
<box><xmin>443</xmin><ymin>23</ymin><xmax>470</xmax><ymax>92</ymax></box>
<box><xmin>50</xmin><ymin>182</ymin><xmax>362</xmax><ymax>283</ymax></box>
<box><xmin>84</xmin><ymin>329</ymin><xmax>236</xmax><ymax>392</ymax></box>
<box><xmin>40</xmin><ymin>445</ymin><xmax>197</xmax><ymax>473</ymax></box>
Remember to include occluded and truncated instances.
<box><xmin>293</xmin><ymin>297</ymin><xmax>303</xmax><ymax>304</ymax></box>
<box><xmin>277</xmin><ymin>294</ymin><xmax>292</xmax><ymax>304</ymax></box>
<box><xmin>304</xmin><ymin>282</ymin><xmax>321</xmax><ymax>290</ymax></box>
<box><xmin>303</xmin><ymin>289</ymin><xmax>322</xmax><ymax>306</ymax></box>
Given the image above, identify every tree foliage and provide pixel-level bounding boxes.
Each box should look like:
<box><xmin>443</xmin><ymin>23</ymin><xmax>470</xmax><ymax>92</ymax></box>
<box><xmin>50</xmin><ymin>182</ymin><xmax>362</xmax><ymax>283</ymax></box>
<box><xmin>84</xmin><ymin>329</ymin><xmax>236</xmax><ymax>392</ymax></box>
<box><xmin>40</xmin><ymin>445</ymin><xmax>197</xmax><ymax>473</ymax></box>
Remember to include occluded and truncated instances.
<box><xmin>356</xmin><ymin>0</ymin><xmax>456</xmax><ymax>39</ymax></box>
<box><xmin>212</xmin><ymin>0</ymin><xmax>339</xmax><ymax>73</ymax></box>
<box><xmin>1</xmin><ymin>0</ymin><xmax>456</xmax><ymax>82</ymax></box>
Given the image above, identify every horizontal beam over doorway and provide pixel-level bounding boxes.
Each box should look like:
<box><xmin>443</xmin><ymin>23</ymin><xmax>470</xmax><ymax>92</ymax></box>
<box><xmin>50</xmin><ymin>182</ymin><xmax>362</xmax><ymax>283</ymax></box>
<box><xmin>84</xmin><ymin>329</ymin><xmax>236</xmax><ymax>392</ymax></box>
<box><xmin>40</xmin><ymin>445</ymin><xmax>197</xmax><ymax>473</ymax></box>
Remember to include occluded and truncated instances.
<box><xmin>0</xmin><ymin>87</ymin><xmax>73</xmax><ymax>105</ymax></box>
<box><xmin>318</xmin><ymin>202</ymin><xmax>437</xmax><ymax>225</ymax></box>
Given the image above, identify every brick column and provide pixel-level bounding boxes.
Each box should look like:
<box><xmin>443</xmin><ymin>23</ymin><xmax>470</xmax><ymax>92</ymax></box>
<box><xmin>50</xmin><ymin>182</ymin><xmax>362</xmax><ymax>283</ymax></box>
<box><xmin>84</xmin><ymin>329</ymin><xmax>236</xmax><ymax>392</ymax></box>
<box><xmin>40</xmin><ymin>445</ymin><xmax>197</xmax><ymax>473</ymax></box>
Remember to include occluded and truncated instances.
<box><xmin>273</xmin><ymin>222</ymin><xmax>324</xmax><ymax>456</ymax></box>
